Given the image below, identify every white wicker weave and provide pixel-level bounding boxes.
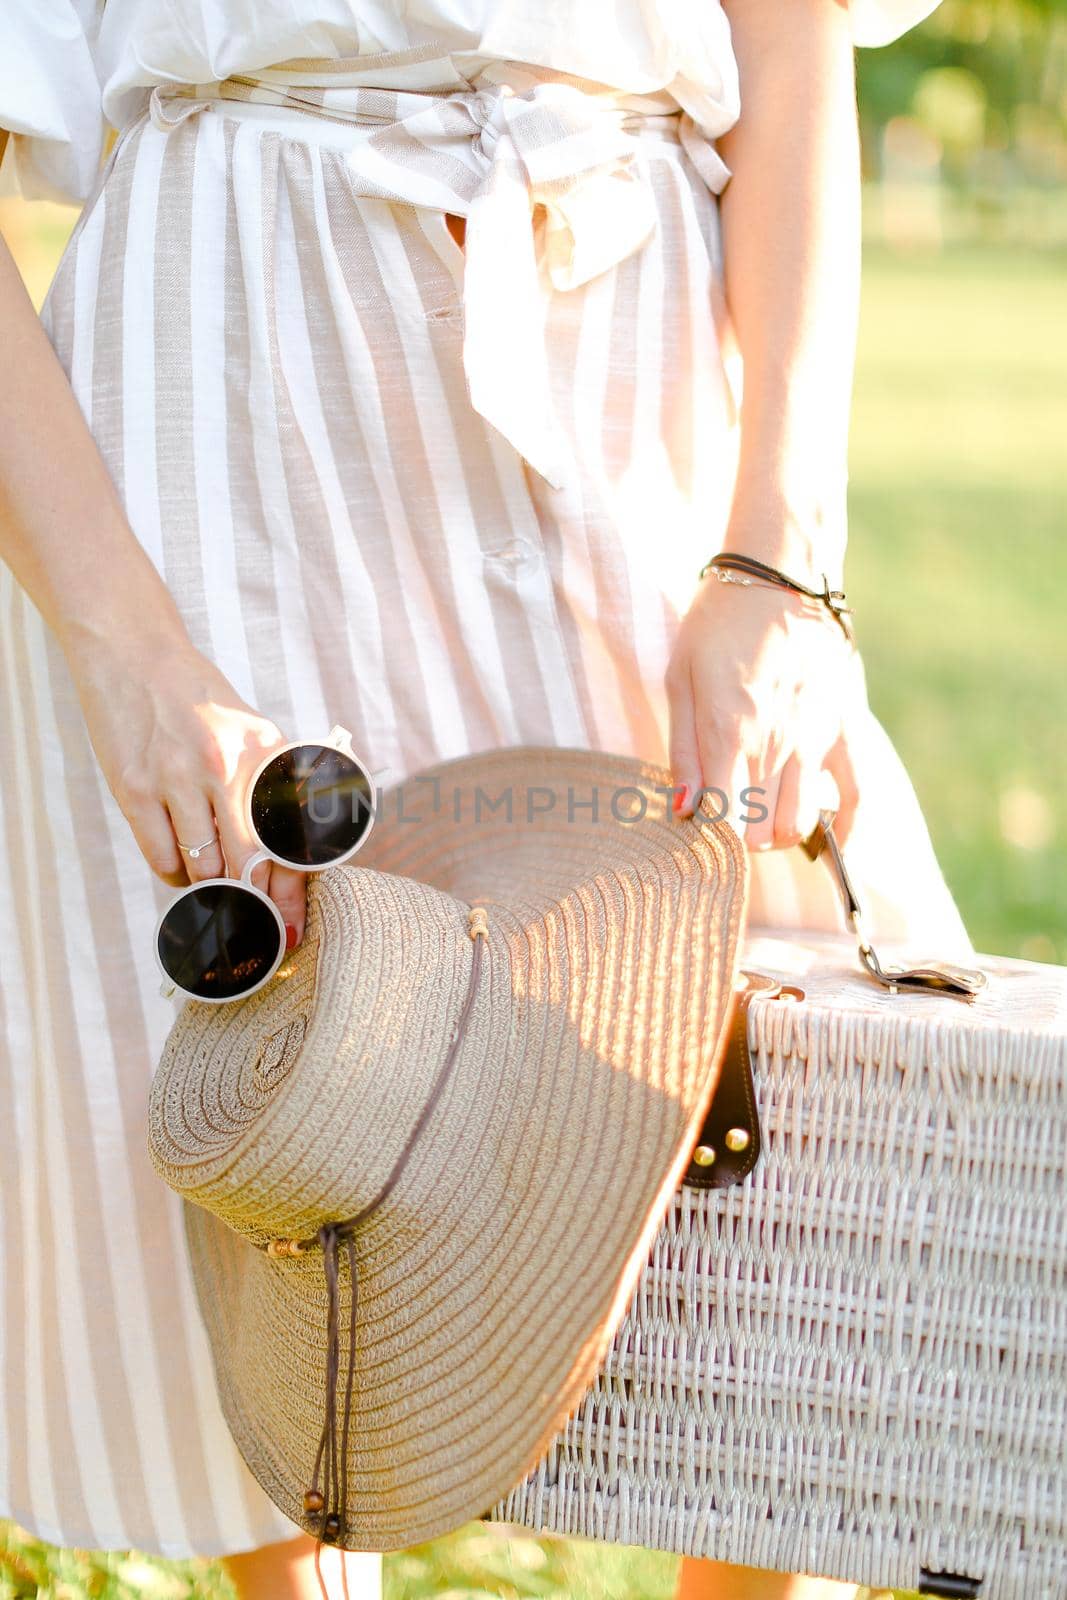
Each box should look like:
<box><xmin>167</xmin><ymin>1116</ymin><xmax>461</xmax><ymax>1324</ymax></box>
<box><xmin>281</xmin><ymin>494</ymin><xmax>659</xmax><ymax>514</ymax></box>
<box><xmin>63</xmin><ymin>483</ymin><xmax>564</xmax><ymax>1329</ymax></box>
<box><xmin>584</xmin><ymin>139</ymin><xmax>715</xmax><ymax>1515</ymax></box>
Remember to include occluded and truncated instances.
<box><xmin>488</xmin><ymin>929</ymin><xmax>1067</xmax><ymax>1600</ymax></box>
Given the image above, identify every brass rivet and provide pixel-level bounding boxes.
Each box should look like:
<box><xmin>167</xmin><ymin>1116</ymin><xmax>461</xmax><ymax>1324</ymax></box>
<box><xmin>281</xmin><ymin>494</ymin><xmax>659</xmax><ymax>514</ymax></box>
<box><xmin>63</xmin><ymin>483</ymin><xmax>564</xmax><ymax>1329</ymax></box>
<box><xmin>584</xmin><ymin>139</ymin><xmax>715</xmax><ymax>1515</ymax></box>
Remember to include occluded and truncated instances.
<box><xmin>724</xmin><ymin>1127</ymin><xmax>750</xmax><ymax>1152</ymax></box>
<box><xmin>692</xmin><ymin>1144</ymin><xmax>716</xmax><ymax>1167</ymax></box>
<box><xmin>267</xmin><ymin>1238</ymin><xmax>305</xmax><ymax>1258</ymax></box>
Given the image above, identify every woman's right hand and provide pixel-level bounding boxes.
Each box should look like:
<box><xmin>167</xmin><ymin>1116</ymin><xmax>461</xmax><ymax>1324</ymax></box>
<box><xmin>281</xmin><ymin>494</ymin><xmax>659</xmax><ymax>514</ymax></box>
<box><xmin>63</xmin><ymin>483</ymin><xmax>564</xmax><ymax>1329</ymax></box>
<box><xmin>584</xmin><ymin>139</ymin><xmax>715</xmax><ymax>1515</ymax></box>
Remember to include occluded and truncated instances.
<box><xmin>63</xmin><ymin>624</ymin><xmax>310</xmax><ymax>947</ymax></box>
<box><xmin>666</xmin><ymin>569</ymin><xmax>864</xmax><ymax>853</ymax></box>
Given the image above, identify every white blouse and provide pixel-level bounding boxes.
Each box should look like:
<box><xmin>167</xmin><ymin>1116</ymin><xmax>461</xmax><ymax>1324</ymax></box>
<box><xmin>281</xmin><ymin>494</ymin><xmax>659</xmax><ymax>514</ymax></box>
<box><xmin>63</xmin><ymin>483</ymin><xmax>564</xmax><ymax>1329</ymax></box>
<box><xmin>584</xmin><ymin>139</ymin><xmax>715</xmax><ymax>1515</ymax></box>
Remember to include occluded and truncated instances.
<box><xmin>2</xmin><ymin>0</ymin><xmax>942</xmax><ymax>205</ymax></box>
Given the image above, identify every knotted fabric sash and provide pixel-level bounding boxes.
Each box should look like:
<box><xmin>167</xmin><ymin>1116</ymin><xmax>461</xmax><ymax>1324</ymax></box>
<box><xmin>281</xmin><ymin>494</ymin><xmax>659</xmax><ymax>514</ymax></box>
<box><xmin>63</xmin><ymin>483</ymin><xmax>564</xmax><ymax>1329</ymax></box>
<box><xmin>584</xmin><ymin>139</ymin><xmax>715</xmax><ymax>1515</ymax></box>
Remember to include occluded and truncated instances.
<box><xmin>149</xmin><ymin>64</ymin><xmax>731</xmax><ymax>490</ymax></box>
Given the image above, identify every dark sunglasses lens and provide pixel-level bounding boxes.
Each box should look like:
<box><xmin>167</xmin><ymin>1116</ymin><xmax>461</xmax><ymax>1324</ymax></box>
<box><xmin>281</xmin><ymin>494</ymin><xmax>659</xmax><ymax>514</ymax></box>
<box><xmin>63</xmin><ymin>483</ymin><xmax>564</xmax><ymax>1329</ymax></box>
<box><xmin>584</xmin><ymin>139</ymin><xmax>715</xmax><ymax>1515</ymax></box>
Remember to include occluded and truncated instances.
<box><xmin>158</xmin><ymin>885</ymin><xmax>281</xmax><ymax>1000</ymax></box>
<box><xmin>251</xmin><ymin>744</ymin><xmax>373</xmax><ymax>868</ymax></box>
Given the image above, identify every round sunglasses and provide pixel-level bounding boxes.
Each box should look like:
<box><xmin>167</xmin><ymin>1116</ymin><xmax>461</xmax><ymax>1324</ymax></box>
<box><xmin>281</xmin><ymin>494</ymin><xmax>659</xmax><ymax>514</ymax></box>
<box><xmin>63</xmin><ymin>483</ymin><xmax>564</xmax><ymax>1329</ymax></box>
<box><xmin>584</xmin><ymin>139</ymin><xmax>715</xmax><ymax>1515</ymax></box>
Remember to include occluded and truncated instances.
<box><xmin>154</xmin><ymin>725</ymin><xmax>376</xmax><ymax>1004</ymax></box>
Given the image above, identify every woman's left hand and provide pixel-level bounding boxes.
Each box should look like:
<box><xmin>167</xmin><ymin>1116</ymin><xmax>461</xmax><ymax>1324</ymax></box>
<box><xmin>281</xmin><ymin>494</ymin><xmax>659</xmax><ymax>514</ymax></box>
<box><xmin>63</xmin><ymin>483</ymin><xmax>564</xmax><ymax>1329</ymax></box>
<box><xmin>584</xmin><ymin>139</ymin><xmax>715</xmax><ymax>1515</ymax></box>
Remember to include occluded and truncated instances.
<box><xmin>664</xmin><ymin>569</ymin><xmax>868</xmax><ymax>851</ymax></box>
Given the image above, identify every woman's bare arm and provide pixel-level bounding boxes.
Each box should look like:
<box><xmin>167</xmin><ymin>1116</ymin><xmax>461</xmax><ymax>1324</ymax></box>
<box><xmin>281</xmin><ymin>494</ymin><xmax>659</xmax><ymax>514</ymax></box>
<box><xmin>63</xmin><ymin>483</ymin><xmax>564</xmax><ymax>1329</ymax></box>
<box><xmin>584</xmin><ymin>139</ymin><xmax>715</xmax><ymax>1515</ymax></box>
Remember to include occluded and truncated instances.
<box><xmin>0</xmin><ymin>147</ymin><xmax>309</xmax><ymax>939</ymax></box>
<box><xmin>0</xmin><ymin>175</ymin><xmax>194</xmax><ymax>659</ymax></box>
<box><xmin>714</xmin><ymin>0</ymin><xmax>861</xmax><ymax>585</ymax></box>
<box><xmin>666</xmin><ymin>0</ymin><xmax>867</xmax><ymax>847</ymax></box>
<box><xmin>0</xmin><ymin>139</ymin><xmax>196</xmax><ymax>661</ymax></box>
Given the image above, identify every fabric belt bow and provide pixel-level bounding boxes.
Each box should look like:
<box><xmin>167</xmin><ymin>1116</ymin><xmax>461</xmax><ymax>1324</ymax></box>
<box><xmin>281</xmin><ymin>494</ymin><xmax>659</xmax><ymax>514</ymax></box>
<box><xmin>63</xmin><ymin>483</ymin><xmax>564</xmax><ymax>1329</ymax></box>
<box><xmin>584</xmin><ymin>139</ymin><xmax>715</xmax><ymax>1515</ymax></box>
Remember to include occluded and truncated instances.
<box><xmin>454</xmin><ymin>80</ymin><xmax>660</xmax><ymax>489</ymax></box>
<box><xmin>149</xmin><ymin>74</ymin><xmax>699</xmax><ymax>490</ymax></box>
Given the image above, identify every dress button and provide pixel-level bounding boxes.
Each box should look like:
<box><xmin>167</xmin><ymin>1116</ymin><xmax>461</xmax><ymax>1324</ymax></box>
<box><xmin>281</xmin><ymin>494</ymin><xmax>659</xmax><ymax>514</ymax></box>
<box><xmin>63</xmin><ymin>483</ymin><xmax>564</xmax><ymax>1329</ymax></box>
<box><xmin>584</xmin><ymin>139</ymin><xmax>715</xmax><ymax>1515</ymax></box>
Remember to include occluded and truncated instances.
<box><xmin>483</xmin><ymin>538</ymin><xmax>543</xmax><ymax>576</ymax></box>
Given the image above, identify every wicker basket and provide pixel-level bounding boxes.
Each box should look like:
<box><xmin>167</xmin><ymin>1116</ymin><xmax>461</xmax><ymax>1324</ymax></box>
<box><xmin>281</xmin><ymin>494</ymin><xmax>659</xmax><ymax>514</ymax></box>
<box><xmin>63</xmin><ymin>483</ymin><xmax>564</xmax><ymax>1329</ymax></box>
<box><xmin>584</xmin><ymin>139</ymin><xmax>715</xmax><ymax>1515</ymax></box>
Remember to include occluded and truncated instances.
<box><xmin>488</xmin><ymin>928</ymin><xmax>1067</xmax><ymax>1600</ymax></box>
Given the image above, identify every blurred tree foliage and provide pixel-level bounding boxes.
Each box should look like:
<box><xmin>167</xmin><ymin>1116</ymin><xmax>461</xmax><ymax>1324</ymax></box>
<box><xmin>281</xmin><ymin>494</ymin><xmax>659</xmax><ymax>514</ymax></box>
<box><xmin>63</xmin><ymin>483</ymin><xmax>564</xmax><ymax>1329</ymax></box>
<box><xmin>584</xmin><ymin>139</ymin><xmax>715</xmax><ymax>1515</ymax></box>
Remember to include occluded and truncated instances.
<box><xmin>856</xmin><ymin>0</ymin><xmax>1067</xmax><ymax>191</ymax></box>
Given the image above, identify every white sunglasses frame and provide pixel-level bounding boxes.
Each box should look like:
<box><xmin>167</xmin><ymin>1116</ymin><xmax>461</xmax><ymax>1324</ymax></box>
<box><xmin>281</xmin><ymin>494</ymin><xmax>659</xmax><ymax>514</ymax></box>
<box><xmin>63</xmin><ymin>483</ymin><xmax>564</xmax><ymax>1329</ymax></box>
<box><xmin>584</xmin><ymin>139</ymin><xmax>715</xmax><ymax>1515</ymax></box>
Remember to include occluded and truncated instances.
<box><xmin>154</xmin><ymin>724</ymin><xmax>376</xmax><ymax>1005</ymax></box>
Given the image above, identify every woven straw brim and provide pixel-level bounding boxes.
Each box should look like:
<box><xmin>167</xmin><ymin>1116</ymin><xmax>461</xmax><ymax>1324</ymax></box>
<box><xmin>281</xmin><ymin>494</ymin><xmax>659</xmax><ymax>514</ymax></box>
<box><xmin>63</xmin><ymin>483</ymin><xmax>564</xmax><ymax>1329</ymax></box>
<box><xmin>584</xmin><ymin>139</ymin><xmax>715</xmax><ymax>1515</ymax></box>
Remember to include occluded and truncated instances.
<box><xmin>150</xmin><ymin>746</ymin><xmax>747</xmax><ymax>1549</ymax></box>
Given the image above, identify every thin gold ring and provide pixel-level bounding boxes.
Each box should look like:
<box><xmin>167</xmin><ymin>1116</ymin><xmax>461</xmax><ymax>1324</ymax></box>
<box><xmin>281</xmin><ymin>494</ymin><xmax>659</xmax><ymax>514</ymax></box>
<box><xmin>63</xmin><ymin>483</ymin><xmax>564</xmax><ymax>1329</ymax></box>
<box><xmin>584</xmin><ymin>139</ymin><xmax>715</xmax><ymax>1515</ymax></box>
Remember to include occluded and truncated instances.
<box><xmin>177</xmin><ymin>833</ymin><xmax>219</xmax><ymax>859</ymax></box>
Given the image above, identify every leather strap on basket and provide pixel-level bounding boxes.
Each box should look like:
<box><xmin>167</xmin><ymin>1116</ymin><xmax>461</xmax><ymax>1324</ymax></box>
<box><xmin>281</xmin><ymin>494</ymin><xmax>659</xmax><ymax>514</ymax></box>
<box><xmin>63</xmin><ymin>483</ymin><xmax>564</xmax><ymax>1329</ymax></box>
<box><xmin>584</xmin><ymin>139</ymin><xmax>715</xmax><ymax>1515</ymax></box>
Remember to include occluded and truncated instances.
<box><xmin>682</xmin><ymin>972</ymin><xmax>800</xmax><ymax>1191</ymax></box>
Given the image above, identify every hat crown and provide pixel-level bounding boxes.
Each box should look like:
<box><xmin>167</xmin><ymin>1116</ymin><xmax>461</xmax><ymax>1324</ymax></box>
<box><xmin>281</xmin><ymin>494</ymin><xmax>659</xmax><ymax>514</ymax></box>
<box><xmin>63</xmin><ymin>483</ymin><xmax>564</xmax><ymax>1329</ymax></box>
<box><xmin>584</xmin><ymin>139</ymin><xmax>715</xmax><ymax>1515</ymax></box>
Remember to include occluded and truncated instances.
<box><xmin>148</xmin><ymin>867</ymin><xmax>479</xmax><ymax>1246</ymax></box>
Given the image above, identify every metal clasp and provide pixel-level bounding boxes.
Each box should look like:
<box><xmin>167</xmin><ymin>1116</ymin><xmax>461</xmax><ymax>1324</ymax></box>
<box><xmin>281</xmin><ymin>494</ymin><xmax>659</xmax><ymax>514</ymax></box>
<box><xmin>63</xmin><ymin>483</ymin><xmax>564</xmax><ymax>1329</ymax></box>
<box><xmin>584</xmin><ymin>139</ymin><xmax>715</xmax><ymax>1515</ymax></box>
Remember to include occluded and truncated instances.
<box><xmin>801</xmin><ymin>810</ymin><xmax>988</xmax><ymax>1002</ymax></box>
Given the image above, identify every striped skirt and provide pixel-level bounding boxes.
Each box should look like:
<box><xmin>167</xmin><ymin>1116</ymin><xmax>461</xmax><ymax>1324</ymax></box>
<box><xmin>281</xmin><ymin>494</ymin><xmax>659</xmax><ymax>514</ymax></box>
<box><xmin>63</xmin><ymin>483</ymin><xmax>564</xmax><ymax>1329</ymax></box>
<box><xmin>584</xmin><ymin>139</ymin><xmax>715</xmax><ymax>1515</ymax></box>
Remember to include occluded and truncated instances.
<box><xmin>0</xmin><ymin>62</ymin><xmax>975</xmax><ymax>1558</ymax></box>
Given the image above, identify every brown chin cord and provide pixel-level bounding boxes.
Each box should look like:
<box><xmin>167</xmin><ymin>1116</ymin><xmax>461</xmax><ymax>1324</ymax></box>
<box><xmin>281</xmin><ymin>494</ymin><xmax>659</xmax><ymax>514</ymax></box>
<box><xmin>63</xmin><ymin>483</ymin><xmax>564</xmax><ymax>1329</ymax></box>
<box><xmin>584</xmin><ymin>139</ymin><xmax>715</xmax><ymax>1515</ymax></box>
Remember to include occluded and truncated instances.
<box><xmin>264</xmin><ymin>906</ymin><xmax>490</xmax><ymax>1598</ymax></box>
<box><xmin>307</xmin><ymin>1225</ymin><xmax>358</xmax><ymax>1600</ymax></box>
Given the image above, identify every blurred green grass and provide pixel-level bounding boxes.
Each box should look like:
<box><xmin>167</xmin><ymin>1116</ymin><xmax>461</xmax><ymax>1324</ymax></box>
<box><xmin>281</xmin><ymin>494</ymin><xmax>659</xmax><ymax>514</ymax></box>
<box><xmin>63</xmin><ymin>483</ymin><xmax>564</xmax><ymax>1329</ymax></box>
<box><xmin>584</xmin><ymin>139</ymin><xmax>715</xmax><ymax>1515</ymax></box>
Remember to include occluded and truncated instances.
<box><xmin>2</xmin><ymin>1518</ymin><xmax>909</xmax><ymax>1599</ymax></box>
<box><xmin>848</xmin><ymin>238</ymin><xmax>1066</xmax><ymax>962</ymax></box>
<box><xmin>1</xmin><ymin>216</ymin><xmax>1063</xmax><ymax>1597</ymax></box>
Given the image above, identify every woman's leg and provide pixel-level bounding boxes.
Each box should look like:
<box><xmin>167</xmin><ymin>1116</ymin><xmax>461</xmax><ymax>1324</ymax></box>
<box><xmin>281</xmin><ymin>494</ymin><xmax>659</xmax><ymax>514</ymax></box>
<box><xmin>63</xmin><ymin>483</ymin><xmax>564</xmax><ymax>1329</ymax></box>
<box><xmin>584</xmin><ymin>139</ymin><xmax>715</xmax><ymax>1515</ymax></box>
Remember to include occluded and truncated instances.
<box><xmin>675</xmin><ymin>1556</ymin><xmax>860</xmax><ymax>1600</ymax></box>
<box><xmin>221</xmin><ymin>1532</ymin><xmax>382</xmax><ymax>1600</ymax></box>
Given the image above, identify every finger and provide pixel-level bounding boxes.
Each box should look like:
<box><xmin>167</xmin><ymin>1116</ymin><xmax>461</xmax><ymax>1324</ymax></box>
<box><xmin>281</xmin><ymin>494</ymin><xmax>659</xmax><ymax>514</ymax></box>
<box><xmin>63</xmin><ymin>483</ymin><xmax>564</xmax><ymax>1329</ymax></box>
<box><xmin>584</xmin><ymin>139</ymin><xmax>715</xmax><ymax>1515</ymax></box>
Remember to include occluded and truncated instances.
<box><xmin>665</xmin><ymin>656</ymin><xmax>702</xmax><ymax>818</ymax></box>
<box><xmin>127</xmin><ymin>800</ymin><xmax>192</xmax><ymax>889</ymax></box>
<box><xmin>741</xmin><ymin>758</ymin><xmax>779</xmax><ymax>852</ymax></box>
<box><xmin>696</xmin><ymin>725</ymin><xmax>754</xmax><ymax>843</ymax></box>
<box><xmin>823</xmin><ymin>730</ymin><xmax>862</xmax><ymax>851</ymax></box>
<box><xmin>816</xmin><ymin>765</ymin><xmax>842</xmax><ymax>816</ymax></box>
<box><xmin>771</xmin><ymin>749</ymin><xmax>830</xmax><ymax>850</ymax></box>
<box><xmin>267</xmin><ymin>862</ymin><xmax>308</xmax><ymax>949</ymax></box>
<box><xmin>770</xmin><ymin>750</ymin><xmax>803</xmax><ymax>850</ymax></box>
<box><xmin>164</xmin><ymin>794</ymin><xmax>225</xmax><ymax>883</ymax></box>
<box><xmin>209</xmin><ymin>764</ymin><xmax>272</xmax><ymax>894</ymax></box>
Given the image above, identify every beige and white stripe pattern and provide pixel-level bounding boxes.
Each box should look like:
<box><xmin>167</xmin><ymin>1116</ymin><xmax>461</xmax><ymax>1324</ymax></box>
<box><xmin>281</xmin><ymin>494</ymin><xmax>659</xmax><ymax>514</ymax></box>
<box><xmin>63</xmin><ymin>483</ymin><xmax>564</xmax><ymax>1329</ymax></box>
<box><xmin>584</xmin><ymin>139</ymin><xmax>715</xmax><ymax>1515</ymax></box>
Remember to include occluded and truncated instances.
<box><xmin>1</xmin><ymin>47</ymin><xmax>973</xmax><ymax>1558</ymax></box>
<box><xmin>148</xmin><ymin>53</ymin><xmax>733</xmax><ymax>492</ymax></box>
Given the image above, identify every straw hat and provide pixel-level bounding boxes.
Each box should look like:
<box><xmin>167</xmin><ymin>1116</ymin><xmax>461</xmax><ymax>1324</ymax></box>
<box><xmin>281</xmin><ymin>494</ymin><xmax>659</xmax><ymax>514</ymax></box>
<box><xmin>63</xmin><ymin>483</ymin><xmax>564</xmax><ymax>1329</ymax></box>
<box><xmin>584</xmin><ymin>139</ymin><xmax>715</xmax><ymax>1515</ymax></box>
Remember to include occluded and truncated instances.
<box><xmin>147</xmin><ymin>744</ymin><xmax>748</xmax><ymax>1551</ymax></box>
